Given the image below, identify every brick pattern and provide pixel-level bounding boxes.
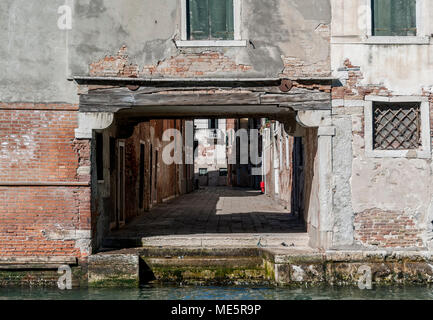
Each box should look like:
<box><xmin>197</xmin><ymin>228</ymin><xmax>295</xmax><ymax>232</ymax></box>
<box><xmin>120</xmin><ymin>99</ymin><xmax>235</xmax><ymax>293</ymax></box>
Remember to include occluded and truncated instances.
<box><xmin>332</xmin><ymin>60</ymin><xmax>432</xmax><ymax>147</ymax></box>
<box><xmin>0</xmin><ymin>109</ymin><xmax>81</xmax><ymax>182</ymax></box>
<box><xmin>0</xmin><ymin>103</ymin><xmax>78</xmax><ymax>111</ymax></box>
<box><xmin>354</xmin><ymin>209</ymin><xmax>423</xmax><ymax>248</ymax></box>
<box><xmin>280</xmin><ymin>56</ymin><xmax>330</xmax><ymax>78</ymax></box>
<box><xmin>332</xmin><ymin>59</ymin><xmax>392</xmax><ymax>102</ymax></box>
<box><xmin>90</xmin><ymin>46</ymin><xmax>140</xmax><ymax>78</ymax></box>
<box><xmin>90</xmin><ymin>46</ymin><xmax>252</xmax><ymax>78</ymax></box>
<box><xmin>73</xmin><ymin>139</ymin><xmax>91</xmax><ymax>182</ymax></box>
<box><xmin>117</xmin><ymin>119</ymin><xmax>192</xmax><ymax>224</ymax></box>
<box><xmin>0</xmin><ymin>104</ymin><xmax>91</xmax><ymax>258</ymax></box>
<box><xmin>142</xmin><ymin>52</ymin><xmax>252</xmax><ymax>77</ymax></box>
<box><xmin>0</xmin><ymin>187</ymin><xmax>90</xmax><ymax>257</ymax></box>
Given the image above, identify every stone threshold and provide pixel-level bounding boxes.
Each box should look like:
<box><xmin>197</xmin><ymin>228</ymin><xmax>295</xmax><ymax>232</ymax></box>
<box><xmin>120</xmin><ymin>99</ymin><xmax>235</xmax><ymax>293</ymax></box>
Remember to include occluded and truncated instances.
<box><xmin>103</xmin><ymin>233</ymin><xmax>310</xmax><ymax>249</ymax></box>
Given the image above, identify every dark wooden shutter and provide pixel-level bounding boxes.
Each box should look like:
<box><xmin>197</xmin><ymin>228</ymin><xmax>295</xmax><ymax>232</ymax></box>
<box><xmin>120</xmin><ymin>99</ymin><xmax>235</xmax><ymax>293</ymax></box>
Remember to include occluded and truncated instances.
<box><xmin>373</xmin><ymin>0</ymin><xmax>416</xmax><ymax>36</ymax></box>
<box><xmin>189</xmin><ymin>0</ymin><xmax>210</xmax><ymax>40</ymax></box>
<box><xmin>209</xmin><ymin>0</ymin><xmax>234</xmax><ymax>40</ymax></box>
<box><xmin>373</xmin><ymin>0</ymin><xmax>391</xmax><ymax>36</ymax></box>
<box><xmin>391</xmin><ymin>0</ymin><xmax>416</xmax><ymax>36</ymax></box>
<box><xmin>225</xmin><ymin>0</ymin><xmax>234</xmax><ymax>37</ymax></box>
<box><xmin>188</xmin><ymin>0</ymin><xmax>234</xmax><ymax>40</ymax></box>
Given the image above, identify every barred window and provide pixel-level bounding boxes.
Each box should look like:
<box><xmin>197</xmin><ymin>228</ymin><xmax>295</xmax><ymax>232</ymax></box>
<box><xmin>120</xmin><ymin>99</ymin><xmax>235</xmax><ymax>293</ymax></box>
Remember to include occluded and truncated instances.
<box><xmin>373</xmin><ymin>102</ymin><xmax>421</xmax><ymax>150</ymax></box>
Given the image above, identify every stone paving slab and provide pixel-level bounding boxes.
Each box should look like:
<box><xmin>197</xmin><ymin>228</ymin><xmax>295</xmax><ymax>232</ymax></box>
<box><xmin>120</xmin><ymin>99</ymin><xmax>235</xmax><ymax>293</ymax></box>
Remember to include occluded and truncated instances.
<box><xmin>105</xmin><ymin>187</ymin><xmax>309</xmax><ymax>249</ymax></box>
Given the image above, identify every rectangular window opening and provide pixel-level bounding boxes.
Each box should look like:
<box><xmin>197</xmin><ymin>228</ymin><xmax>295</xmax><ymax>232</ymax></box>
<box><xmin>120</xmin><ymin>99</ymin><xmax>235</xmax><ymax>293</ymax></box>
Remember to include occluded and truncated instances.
<box><xmin>199</xmin><ymin>168</ymin><xmax>208</xmax><ymax>176</ymax></box>
<box><xmin>372</xmin><ymin>0</ymin><xmax>417</xmax><ymax>36</ymax></box>
<box><xmin>372</xmin><ymin>102</ymin><xmax>421</xmax><ymax>150</ymax></box>
<box><xmin>188</xmin><ymin>0</ymin><xmax>234</xmax><ymax>40</ymax></box>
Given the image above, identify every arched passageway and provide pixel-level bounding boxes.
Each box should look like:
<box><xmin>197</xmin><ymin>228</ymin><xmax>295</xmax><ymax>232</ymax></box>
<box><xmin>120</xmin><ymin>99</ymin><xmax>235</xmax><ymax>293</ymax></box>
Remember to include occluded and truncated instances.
<box><xmin>74</xmin><ymin>77</ymin><xmax>334</xmax><ymax>251</ymax></box>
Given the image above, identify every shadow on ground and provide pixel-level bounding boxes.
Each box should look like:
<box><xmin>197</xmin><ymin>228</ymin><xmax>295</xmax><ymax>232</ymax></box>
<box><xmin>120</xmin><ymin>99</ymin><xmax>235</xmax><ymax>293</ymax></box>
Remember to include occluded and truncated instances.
<box><xmin>106</xmin><ymin>187</ymin><xmax>306</xmax><ymax>240</ymax></box>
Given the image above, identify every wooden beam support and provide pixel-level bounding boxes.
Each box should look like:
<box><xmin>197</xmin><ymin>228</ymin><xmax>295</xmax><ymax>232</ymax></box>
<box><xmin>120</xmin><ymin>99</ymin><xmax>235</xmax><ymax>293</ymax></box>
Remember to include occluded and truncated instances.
<box><xmin>79</xmin><ymin>86</ymin><xmax>331</xmax><ymax>113</ymax></box>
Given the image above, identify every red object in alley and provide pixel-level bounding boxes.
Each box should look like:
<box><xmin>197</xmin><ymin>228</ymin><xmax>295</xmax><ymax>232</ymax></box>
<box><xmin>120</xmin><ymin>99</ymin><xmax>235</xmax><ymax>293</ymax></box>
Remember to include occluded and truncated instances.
<box><xmin>260</xmin><ymin>181</ymin><xmax>265</xmax><ymax>193</ymax></box>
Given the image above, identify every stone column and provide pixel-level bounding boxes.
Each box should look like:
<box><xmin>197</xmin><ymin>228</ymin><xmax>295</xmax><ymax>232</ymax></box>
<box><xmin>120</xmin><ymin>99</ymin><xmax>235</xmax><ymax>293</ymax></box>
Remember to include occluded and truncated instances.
<box><xmin>297</xmin><ymin>110</ymin><xmax>335</xmax><ymax>249</ymax></box>
<box><xmin>315</xmin><ymin>126</ymin><xmax>335</xmax><ymax>249</ymax></box>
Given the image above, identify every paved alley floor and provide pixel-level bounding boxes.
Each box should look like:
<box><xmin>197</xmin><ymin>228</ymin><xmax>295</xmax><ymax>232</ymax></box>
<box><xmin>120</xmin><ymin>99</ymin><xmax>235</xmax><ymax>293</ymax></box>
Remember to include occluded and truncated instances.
<box><xmin>105</xmin><ymin>187</ymin><xmax>311</xmax><ymax>249</ymax></box>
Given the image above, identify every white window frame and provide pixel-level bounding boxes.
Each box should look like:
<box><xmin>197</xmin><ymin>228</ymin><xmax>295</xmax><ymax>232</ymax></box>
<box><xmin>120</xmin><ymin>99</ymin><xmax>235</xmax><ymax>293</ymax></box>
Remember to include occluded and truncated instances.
<box><xmin>362</xmin><ymin>0</ymin><xmax>430</xmax><ymax>45</ymax></box>
<box><xmin>364</xmin><ymin>96</ymin><xmax>431</xmax><ymax>159</ymax></box>
<box><xmin>176</xmin><ymin>0</ymin><xmax>247</xmax><ymax>47</ymax></box>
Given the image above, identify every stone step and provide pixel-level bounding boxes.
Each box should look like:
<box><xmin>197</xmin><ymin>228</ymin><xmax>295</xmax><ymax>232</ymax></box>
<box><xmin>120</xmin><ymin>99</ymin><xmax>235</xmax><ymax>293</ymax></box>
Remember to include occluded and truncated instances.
<box><xmin>102</xmin><ymin>233</ymin><xmax>310</xmax><ymax>249</ymax></box>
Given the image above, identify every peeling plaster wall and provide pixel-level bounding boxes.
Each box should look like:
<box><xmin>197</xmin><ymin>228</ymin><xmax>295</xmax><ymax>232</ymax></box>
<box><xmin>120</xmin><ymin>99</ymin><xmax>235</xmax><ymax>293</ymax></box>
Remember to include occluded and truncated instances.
<box><xmin>330</xmin><ymin>0</ymin><xmax>433</xmax><ymax>249</ymax></box>
<box><xmin>0</xmin><ymin>0</ymin><xmax>330</xmax><ymax>101</ymax></box>
<box><xmin>331</xmin><ymin>0</ymin><xmax>433</xmax><ymax>95</ymax></box>
<box><xmin>70</xmin><ymin>0</ymin><xmax>331</xmax><ymax>78</ymax></box>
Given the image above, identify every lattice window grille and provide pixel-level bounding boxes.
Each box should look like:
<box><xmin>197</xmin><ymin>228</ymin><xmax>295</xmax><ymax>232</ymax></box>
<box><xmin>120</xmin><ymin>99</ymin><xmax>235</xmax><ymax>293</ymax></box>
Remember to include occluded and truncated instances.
<box><xmin>373</xmin><ymin>102</ymin><xmax>421</xmax><ymax>150</ymax></box>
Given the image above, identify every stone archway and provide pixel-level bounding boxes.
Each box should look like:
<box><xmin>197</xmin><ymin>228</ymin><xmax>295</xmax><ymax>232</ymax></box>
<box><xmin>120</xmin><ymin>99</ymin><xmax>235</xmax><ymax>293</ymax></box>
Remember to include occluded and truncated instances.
<box><xmin>74</xmin><ymin>77</ymin><xmax>335</xmax><ymax>249</ymax></box>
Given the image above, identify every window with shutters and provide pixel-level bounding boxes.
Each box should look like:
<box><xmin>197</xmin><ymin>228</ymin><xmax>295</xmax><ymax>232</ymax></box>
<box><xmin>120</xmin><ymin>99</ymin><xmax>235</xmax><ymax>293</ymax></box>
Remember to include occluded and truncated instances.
<box><xmin>188</xmin><ymin>0</ymin><xmax>234</xmax><ymax>40</ymax></box>
<box><xmin>372</xmin><ymin>0</ymin><xmax>417</xmax><ymax>36</ymax></box>
<box><xmin>177</xmin><ymin>0</ymin><xmax>245</xmax><ymax>47</ymax></box>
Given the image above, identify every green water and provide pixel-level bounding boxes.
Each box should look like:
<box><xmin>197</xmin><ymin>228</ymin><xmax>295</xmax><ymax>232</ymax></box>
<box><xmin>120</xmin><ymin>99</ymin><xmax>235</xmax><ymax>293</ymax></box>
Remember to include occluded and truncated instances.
<box><xmin>1</xmin><ymin>285</ymin><xmax>433</xmax><ymax>300</ymax></box>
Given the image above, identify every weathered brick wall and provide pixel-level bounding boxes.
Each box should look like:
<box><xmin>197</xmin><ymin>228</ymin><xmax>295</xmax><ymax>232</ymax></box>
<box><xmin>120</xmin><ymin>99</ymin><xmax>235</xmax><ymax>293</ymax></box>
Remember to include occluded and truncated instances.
<box><xmin>332</xmin><ymin>59</ymin><xmax>392</xmax><ymax>101</ymax></box>
<box><xmin>354</xmin><ymin>209</ymin><xmax>423</xmax><ymax>248</ymax></box>
<box><xmin>90</xmin><ymin>46</ymin><xmax>252</xmax><ymax>78</ymax></box>
<box><xmin>120</xmin><ymin>119</ymin><xmax>191</xmax><ymax>224</ymax></box>
<box><xmin>0</xmin><ymin>187</ymin><xmax>90</xmax><ymax>257</ymax></box>
<box><xmin>0</xmin><ymin>107</ymin><xmax>80</xmax><ymax>182</ymax></box>
<box><xmin>0</xmin><ymin>104</ymin><xmax>91</xmax><ymax>258</ymax></box>
<box><xmin>88</xmin><ymin>42</ymin><xmax>332</xmax><ymax>80</ymax></box>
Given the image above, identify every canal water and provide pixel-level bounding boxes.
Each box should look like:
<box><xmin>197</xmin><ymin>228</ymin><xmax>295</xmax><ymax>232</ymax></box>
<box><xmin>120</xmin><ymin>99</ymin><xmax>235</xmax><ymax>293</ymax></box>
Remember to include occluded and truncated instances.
<box><xmin>0</xmin><ymin>285</ymin><xmax>433</xmax><ymax>300</ymax></box>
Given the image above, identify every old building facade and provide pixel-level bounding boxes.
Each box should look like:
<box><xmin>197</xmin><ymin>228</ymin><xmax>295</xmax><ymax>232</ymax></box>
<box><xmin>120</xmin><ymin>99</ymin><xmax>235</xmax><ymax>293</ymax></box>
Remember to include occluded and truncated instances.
<box><xmin>329</xmin><ymin>0</ymin><xmax>433</xmax><ymax>249</ymax></box>
<box><xmin>1</xmin><ymin>0</ymin><xmax>433</xmax><ymax>285</ymax></box>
